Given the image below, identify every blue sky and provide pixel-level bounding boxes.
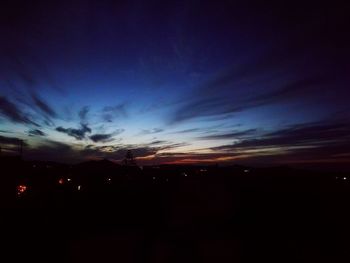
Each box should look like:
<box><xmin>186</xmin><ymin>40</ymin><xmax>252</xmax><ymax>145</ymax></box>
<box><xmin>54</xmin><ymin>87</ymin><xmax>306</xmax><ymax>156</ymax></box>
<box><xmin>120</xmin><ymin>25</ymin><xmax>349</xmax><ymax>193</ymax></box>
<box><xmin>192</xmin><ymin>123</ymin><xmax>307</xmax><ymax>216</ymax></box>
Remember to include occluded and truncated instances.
<box><xmin>0</xmin><ymin>0</ymin><xmax>349</xmax><ymax>167</ymax></box>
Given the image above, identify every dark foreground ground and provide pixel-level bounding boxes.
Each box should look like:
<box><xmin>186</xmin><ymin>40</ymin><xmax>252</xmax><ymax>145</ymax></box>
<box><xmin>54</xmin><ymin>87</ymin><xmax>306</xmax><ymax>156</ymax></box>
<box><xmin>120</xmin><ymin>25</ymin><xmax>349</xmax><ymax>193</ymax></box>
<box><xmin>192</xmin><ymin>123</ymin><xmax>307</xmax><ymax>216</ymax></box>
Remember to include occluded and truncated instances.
<box><xmin>1</xmin><ymin>160</ymin><xmax>350</xmax><ymax>262</ymax></box>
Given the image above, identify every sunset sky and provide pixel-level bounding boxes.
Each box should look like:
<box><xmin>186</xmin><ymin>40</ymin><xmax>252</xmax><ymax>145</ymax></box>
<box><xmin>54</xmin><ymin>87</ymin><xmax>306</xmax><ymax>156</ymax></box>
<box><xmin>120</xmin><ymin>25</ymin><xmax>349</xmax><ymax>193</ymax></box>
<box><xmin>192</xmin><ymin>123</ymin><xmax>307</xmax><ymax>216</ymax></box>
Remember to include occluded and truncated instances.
<box><xmin>0</xmin><ymin>0</ymin><xmax>349</xmax><ymax>167</ymax></box>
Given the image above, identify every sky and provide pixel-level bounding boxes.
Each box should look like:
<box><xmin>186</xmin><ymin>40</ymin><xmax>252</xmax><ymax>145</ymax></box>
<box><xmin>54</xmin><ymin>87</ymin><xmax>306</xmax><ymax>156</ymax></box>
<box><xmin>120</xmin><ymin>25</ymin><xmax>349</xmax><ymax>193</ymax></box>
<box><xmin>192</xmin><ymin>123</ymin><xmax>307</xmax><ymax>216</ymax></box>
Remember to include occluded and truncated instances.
<box><xmin>0</xmin><ymin>0</ymin><xmax>349</xmax><ymax>168</ymax></box>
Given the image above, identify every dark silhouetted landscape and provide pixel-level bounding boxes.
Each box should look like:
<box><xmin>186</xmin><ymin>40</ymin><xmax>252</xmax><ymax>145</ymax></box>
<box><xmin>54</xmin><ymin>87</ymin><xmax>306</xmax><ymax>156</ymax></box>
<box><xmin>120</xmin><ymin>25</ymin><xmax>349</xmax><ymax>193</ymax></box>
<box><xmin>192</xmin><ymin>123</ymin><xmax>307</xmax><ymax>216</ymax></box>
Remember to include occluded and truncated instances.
<box><xmin>1</xmin><ymin>153</ymin><xmax>350</xmax><ymax>262</ymax></box>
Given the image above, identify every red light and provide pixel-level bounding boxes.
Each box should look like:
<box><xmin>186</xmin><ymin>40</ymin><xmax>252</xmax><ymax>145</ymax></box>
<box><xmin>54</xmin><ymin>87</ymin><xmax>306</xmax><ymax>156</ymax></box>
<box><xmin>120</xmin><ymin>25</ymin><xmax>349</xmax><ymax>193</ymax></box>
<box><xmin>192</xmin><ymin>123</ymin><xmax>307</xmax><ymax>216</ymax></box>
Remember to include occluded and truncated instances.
<box><xmin>17</xmin><ymin>185</ymin><xmax>27</xmax><ymax>196</ymax></box>
<box><xmin>58</xmin><ymin>178</ymin><xmax>64</xmax><ymax>185</ymax></box>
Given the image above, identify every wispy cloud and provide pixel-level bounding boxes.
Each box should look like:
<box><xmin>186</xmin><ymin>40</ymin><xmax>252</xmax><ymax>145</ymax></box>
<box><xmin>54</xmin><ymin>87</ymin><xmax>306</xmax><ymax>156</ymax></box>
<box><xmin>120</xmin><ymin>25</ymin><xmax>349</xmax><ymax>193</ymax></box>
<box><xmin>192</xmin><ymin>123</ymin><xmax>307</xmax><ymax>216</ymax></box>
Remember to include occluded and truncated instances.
<box><xmin>139</xmin><ymin>128</ymin><xmax>164</xmax><ymax>135</ymax></box>
<box><xmin>197</xmin><ymin>129</ymin><xmax>257</xmax><ymax>140</ymax></box>
<box><xmin>171</xmin><ymin>75</ymin><xmax>328</xmax><ymax>124</ymax></box>
<box><xmin>171</xmin><ymin>128</ymin><xmax>201</xmax><ymax>134</ymax></box>
<box><xmin>28</xmin><ymin>129</ymin><xmax>46</xmax><ymax>136</ymax></box>
<box><xmin>89</xmin><ymin>129</ymin><xmax>124</xmax><ymax>143</ymax></box>
<box><xmin>148</xmin><ymin>140</ymin><xmax>168</xmax><ymax>145</ymax></box>
<box><xmin>56</xmin><ymin>123</ymin><xmax>91</xmax><ymax>140</ymax></box>
<box><xmin>0</xmin><ymin>96</ymin><xmax>39</xmax><ymax>126</ymax></box>
<box><xmin>31</xmin><ymin>92</ymin><xmax>57</xmax><ymax>118</ymax></box>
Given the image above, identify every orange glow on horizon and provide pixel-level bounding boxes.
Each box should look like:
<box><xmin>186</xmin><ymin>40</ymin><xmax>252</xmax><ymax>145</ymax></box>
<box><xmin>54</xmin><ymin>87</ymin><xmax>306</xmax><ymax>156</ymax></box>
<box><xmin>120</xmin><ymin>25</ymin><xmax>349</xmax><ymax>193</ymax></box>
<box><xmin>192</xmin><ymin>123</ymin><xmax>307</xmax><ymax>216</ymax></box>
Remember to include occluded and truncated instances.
<box><xmin>163</xmin><ymin>154</ymin><xmax>251</xmax><ymax>165</ymax></box>
<box><xmin>135</xmin><ymin>154</ymin><xmax>156</xmax><ymax>160</ymax></box>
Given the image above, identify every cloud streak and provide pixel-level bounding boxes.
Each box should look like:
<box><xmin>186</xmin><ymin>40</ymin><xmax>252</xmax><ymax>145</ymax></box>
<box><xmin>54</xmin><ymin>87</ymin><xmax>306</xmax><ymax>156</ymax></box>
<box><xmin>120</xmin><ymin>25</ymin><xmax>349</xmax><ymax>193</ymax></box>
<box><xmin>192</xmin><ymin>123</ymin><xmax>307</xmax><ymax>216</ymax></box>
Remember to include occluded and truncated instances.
<box><xmin>197</xmin><ymin>129</ymin><xmax>257</xmax><ymax>140</ymax></box>
<box><xmin>31</xmin><ymin>93</ymin><xmax>57</xmax><ymax>118</ymax></box>
<box><xmin>139</xmin><ymin>128</ymin><xmax>164</xmax><ymax>135</ymax></box>
<box><xmin>28</xmin><ymin>129</ymin><xmax>46</xmax><ymax>136</ymax></box>
<box><xmin>56</xmin><ymin>123</ymin><xmax>91</xmax><ymax>140</ymax></box>
<box><xmin>89</xmin><ymin>129</ymin><xmax>124</xmax><ymax>143</ymax></box>
<box><xmin>0</xmin><ymin>96</ymin><xmax>39</xmax><ymax>126</ymax></box>
<box><xmin>171</xmin><ymin>75</ymin><xmax>329</xmax><ymax>123</ymax></box>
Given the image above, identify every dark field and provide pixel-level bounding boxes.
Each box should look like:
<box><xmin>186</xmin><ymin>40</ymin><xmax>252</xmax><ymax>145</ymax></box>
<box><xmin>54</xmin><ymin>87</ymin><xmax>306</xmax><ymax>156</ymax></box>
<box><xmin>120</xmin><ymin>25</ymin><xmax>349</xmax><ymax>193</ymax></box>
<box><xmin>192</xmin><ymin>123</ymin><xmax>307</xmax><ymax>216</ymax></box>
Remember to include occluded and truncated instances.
<box><xmin>1</xmin><ymin>159</ymin><xmax>350</xmax><ymax>262</ymax></box>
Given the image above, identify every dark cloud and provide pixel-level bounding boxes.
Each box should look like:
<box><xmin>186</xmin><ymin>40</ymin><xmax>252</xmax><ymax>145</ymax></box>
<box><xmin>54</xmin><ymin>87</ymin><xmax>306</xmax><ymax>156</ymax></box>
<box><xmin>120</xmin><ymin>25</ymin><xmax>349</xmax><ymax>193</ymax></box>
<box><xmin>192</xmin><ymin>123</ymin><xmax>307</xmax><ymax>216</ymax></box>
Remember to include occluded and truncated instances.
<box><xmin>89</xmin><ymin>134</ymin><xmax>113</xmax><ymax>143</ymax></box>
<box><xmin>31</xmin><ymin>92</ymin><xmax>57</xmax><ymax>118</ymax></box>
<box><xmin>56</xmin><ymin>123</ymin><xmax>91</xmax><ymax>140</ymax></box>
<box><xmin>0</xmin><ymin>96</ymin><xmax>38</xmax><ymax>126</ymax></box>
<box><xmin>13</xmin><ymin>91</ymin><xmax>57</xmax><ymax>127</ymax></box>
<box><xmin>1</xmin><ymin>87</ymin><xmax>57</xmax><ymax>127</ymax></box>
<box><xmin>198</xmin><ymin>129</ymin><xmax>257</xmax><ymax>140</ymax></box>
<box><xmin>148</xmin><ymin>140</ymin><xmax>168</xmax><ymax>145</ymax></box>
<box><xmin>102</xmin><ymin>104</ymin><xmax>127</xmax><ymax>122</ymax></box>
<box><xmin>89</xmin><ymin>129</ymin><xmax>124</xmax><ymax>143</ymax></box>
<box><xmin>28</xmin><ymin>129</ymin><xmax>46</xmax><ymax>136</ymax></box>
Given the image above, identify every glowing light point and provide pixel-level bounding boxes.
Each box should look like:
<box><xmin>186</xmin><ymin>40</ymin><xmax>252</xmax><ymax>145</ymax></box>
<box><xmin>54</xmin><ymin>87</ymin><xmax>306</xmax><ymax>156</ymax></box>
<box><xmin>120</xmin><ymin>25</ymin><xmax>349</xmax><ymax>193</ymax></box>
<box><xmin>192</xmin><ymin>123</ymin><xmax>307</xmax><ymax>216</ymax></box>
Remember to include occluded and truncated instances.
<box><xmin>17</xmin><ymin>185</ymin><xmax>27</xmax><ymax>196</ymax></box>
